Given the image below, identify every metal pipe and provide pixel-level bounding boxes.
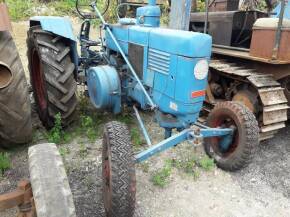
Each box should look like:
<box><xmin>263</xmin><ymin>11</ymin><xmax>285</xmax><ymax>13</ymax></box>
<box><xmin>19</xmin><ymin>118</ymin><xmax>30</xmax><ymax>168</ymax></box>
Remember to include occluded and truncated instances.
<box><xmin>0</xmin><ymin>62</ymin><xmax>12</xmax><ymax>89</ymax></box>
<box><xmin>204</xmin><ymin>0</ymin><xmax>209</xmax><ymax>33</ymax></box>
<box><xmin>135</xmin><ymin>129</ymin><xmax>191</xmax><ymax>163</ymax></box>
<box><xmin>272</xmin><ymin>0</ymin><xmax>286</xmax><ymax>59</ymax></box>
<box><xmin>133</xmin><ymin>106</ymin><xmax>152</xmax><ymax>146</ymax></box>
<box><xmin>92</xmin><ymin>3</ymin><xmax>156</xmax><ymax>109</ymax></box>
<box><xmin>213</xmin><ymin>44</ymin><xmax>250</xmax><ymax>52</ymax></box>
<box><xmin>148</xmin><ymin>0</ymin><xmax>157</xmax><ymax>6</ymax></box>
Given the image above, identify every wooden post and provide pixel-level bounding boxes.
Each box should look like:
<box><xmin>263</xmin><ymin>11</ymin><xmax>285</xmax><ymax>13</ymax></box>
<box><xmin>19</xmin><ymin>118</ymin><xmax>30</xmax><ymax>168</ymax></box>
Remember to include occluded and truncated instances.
<box><xmin>169</xmin><ymin>0</ymin><xmax>192</xmax><ymax>30</ymax></box>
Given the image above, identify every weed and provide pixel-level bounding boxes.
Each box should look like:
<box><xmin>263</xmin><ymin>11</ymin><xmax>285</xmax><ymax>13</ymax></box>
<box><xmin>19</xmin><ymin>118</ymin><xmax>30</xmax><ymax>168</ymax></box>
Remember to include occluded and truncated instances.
<box><xmin>116</xmin><ymin>113</ymin><xmax>134</xmax><ymax>125</ymax></box>
<box><xmin>79</xmin><ymin>115</ymin><xmax>98</xmax><ymax>142</ymax></box>
<box><xmin>0</xmin><ymin>153</ymin><xmax>10</xmax><ymax>175</ymax></box>
<box><xmin>198</xmin><ymin>156</ymin><xmax>215</xmax><ymax>171</ymax></box>
<box><xmin>47</xmin><ymin>113</ymin><xmax>63</xmax><ymax>144</ymax></box>
<box><xmin>6</xmin><ymin>0</ymin><xmax>36</xmax><ymax>21</ymax></box>
<box><xmin>192</xmin><ymin>169</ymin><xmax>200</xmax><ymax>180</ymax></box>
<box><xmin>79</xmin><ymin>143</ymin><xmax>88</xmax><ymax>158</ymax></box>
<box><xmin>32</xmin><ymin>129</ymin><xmax>47</xmax><ymax>144</ymax></box>
<box><xmin>140</xmin><ymin>162</ymin><xmax>150</xmax><ymax>173</ymax></box>
<box><xmin>131</xmin><ymin>128</ymin><xmax>143</xmax><ymax>147</ymax></box>
<box><xmin>59</xmin><ymin>146</ymin><xmax>70</xmax><ymax>157</ymax></box>
<box><xmin>169</xmin><ymin>152</ymin><xmax>214</xmax><ymax>179</ymax></box>
<box><xmin>151</xmin><ymin>161</ymin><xmax>172</xmax><ymax>188</ymax></box>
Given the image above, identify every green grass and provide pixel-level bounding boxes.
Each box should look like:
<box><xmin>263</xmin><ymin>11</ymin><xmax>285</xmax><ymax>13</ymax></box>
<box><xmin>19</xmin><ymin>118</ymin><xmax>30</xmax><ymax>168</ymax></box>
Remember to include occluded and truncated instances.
<box><xmin>151</xmin><ymin>160</ymin><xmax>172</xmax><ymax>188</ymax></box>
<box><xmin>198</xmin><ymin>156</ymin><xmax>215</xmax><ymax>171</ymax></box>
<box><xmin>6</xmin><ymin>0</ymin><xmax>36</xmax><ymax>21</ymax></box>
<box><xmin>4</xmin><ymin>0</ymin><xmax>119</xmax><ymax>21</ymax></box>
<box><xmin>0</xmin><ymin>153</ymin><xmax>11</xmax><ymax>175</ymax></box>
<box><xmin>130</xmin><ymin>127</ymin><xmax>143</xmax><ymax>147</ymax></box>
<box><xmin>59</xmin><ymin>146</ymin><xmax>70</xmax><ymax>157</ymax></box>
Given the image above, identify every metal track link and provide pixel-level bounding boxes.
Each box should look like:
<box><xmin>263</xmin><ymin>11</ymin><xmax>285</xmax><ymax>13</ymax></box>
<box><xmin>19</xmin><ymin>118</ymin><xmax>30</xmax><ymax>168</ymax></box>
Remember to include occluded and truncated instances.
<box><xmin>209</xmin><ymin>59</ymin><xmax>289</xmax><ymax>141</ymax></box>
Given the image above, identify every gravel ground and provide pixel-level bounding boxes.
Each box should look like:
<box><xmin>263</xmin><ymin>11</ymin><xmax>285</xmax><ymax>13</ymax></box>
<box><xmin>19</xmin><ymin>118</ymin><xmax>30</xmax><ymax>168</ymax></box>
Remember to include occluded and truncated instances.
<box><xmin>0</xmin><ymin>20</ymin><xmax>290</xmax><ymax>217</ymax></box>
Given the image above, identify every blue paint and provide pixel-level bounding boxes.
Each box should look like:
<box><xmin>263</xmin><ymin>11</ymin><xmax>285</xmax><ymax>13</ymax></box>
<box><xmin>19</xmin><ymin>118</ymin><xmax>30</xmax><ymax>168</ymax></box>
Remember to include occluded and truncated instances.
<box><xmin>30</xmin><ymin>16</ymin><xmax>76</xmax><ymax>41</ymax></box>
<box><xmin>135</xmin><ymin>127</ymin><xmax>234</xmax><ymax>163</ymax></box>
<box><xmin>28</xmin><ymin>2</ymin><xmax>237</xmax><ymax>166</ymax></box>
<box><xmin>87</xmin><ymin>66</ymin><xmax>121</xmax><ymax>114</ymax></box>
<box><xmin>133</xmin><ymin>106</ymin><xmax>152</xmax><ymax>146</ymax></box>
<box><xmin>136</xmin><ymin>5</ymin><xmax>161</xmax><ymax>27</ymax></box>
<box><xmin>29</xmin><ymin>16</ymin><xmax>79</xmax><ymax>70</ymax></box>
<box><xmin>272</xmin><ymin>1</ymin><xmax>290</xmax><ymax>19</ymax></box>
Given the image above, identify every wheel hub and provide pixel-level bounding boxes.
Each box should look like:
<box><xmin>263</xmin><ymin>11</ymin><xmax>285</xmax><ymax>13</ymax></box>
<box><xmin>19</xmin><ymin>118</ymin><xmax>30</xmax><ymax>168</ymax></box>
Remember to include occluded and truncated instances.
<box><xmin>233</xmin><ymin>90</ymin><xmax>258</xmax><ymax>114</ymax></box>
<box><xmin>212</xmin><ymin>116</ymin><xmax>239</xmax><ymax>156</ymax></box>
<box><xmin>0</xmin><ymin>62</ymin><xmax>12</xmax><ymax>89</ymax></box>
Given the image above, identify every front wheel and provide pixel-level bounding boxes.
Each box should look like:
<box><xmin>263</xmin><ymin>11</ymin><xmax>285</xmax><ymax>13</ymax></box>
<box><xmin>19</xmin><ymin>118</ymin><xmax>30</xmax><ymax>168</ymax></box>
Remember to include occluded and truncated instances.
<box><xmin>204</xmin><ymin>101</ymin><xmax>259</xmax><ymax>171</ymax></box>
<box><xmin>102</xmin><ymin>121</ymin><xmax>136</xmax><ymax>217</ymax></box>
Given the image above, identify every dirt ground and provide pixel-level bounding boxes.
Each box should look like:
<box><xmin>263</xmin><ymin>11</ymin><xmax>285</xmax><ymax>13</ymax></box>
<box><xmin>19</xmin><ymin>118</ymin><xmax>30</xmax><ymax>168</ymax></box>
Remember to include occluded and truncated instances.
<box><xmin>1</xmin><ymin>20</ymin><xmax>290</xmax><ymax>217</ymax></box>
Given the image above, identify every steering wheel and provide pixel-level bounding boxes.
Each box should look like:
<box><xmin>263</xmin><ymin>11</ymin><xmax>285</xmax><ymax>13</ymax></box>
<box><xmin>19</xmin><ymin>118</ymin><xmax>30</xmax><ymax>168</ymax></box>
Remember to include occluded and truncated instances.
<box><xmin>76</xmin><ymin>0</ymin><xmax>110</xmax><ymax>19</ymax></box>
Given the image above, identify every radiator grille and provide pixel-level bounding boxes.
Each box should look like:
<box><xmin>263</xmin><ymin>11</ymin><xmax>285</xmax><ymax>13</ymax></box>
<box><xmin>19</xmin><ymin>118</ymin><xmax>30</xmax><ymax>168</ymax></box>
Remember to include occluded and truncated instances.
<box><xmin>148</xmin><ymin>48</ymin><xmax>170</xmax><ymax>74</ymax></box>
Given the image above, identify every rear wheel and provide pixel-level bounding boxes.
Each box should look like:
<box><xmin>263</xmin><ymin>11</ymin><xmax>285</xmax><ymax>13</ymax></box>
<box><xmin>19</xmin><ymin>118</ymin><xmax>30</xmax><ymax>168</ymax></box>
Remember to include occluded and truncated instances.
<box><xmin>204</xmin><ymin>101</ymin><xmax>259</xmax><ymax>171</ymax></box>
<box><xmin>102</xmin><ymin>121</ymin><xmax>136</xmax><ymax>217</ymax></box>
<box><xmin>0</xmin><ymin>31</ymin><xmax>32</xmax><ymax>147</ymax></box>
<box><xmin>28</xmin><ymin>143</ymin><xmax>76</xmax><ymax>217</ymax></box>
<box><xmin>27</xmin><ymin>26</ymin><xmax>77</xmax><ymax>129</ymax></box>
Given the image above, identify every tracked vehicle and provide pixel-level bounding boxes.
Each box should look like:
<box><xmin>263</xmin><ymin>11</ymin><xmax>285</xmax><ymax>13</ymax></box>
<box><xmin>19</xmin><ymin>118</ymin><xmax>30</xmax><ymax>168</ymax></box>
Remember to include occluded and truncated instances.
<box><xmin>188</xmin><ymin>0</ymin><xmax>290</xmax><ymax>140</ymax></box>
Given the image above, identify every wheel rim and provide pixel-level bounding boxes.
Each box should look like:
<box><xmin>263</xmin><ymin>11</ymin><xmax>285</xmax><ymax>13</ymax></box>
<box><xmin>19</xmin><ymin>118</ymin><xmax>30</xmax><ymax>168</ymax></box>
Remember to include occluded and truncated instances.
<box><xmin>31</xmin><ymin>49</ymin><xmax>47</xmax><ymax>111</ymax></box>
<box><xmin>103</xmin><ymin>137</ymin><xmax>112</xmax><ymax>213</ymax></box>
<box><xmin>210</xmin><ymin>115</ymin><xmax>239</xmax><ymax>157</ymax></box>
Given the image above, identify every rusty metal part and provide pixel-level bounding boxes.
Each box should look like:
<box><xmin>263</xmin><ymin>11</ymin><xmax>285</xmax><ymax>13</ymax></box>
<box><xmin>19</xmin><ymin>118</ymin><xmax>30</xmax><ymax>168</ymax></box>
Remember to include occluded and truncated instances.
<box><xmin>281</xmin><ymin>76</ymin><xmax>290</xmax><ymax>106</ymax></box>
<box><xmin>209</xmin><ymin>82</ymin><xmax>224</xmax><ymax>97</ymax></box>
<box><xmin>208</xmin><ymin>0</ymin><xmax>240</xmax><ymax>12</ymax></box>
<box><xmin>250</xmin><ymin>27</ymin><xmax>290</xmax><ymax>62</ymax></box>
<box><xmin>233</xmin><ymin>89</ymin><xmax>258</xmax><ymax>114</ymax></box>
<box><xmin>0</xmin><ymin>61</ymin><xmax>12</xmax><ymax>88</ymax></box>
<box><xmin>212</xmin><ymin>46</ymin><xmax>290</xmax><ymax>64</ymax></box>
<box><xmin>0</xmin><ymin>3</ymin><xmax>12</xmax><ymax>32</ymax></box>
<box><xmin>0</xmin><ymin>180</ymin><xmax>36</xmax><ymax>217</ymax></box>
<box><xmin>208</xmin><ymin>59</ymin><xmax>289</xmax><ymax>141</ymax></box>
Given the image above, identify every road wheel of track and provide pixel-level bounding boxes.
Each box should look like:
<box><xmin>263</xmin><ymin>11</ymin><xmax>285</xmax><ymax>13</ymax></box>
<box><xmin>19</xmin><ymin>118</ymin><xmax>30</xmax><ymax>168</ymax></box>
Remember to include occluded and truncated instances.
<box><xmin>28</xmin><ymin>143</ymin><xmax>76</xmax><ymax>217</ymax></box>
<box><xmin>102</xmin><ymin>121</ymin><xmax>136</xmax><ymax>217</ymax></box>
<box><xmin>0</xmin><ymin>31</ymin><xmax>32</xmax><ymax>148</ymax></box>
<box><xmin>204</xmin><ymin>101</ymin><xmax>259</xmax><ymax>171</ymax></box>
<box><xmin>27</xmin><ymin>26</ymin><xmax>77</xmax><ymax>129</ymax></box>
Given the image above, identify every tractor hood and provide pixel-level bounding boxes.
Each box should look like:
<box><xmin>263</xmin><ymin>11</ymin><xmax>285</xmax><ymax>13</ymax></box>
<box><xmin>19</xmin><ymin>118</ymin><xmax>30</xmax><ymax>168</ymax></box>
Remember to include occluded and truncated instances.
<box><xmin>149</xmin><ymin>28</ymin><xmax>212</xmax><ymax>58</ymax></box>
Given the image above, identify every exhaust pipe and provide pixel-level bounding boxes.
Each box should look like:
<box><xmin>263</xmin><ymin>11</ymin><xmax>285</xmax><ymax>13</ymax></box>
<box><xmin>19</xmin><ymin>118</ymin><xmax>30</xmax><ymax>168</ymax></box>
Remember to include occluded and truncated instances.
<box><xmin>148</xmin><ymin>0</ymin><xmax>157</xmax><ymax>6</ymax></box>
<box><xmin>0</xmin><ymin>62</ymin><xmax>12</xmax><ymax>89</ymax></box>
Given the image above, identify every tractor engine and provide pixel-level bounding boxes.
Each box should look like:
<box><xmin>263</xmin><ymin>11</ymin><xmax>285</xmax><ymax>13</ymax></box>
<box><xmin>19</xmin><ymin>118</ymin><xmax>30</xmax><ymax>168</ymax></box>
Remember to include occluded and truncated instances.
<box><xmin>87</xmin><ymin>1</ymin><xmax>212</xmax><ymax>130</ymax></box>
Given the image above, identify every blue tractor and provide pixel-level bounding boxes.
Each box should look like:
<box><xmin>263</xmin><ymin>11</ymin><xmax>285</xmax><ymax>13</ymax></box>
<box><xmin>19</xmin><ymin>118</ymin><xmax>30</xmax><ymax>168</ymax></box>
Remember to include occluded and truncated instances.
<box><xmin>27</xmin><ymin>0</ymin><xmax>259</xmax><ymax>216</ymax></box>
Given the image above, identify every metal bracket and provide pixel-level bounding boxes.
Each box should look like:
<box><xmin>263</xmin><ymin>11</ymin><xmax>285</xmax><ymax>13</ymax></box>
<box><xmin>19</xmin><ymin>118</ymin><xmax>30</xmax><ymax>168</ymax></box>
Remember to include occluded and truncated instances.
<box><xmin>0</xmin><ymin>180</ymin><xmax>36</xmax><ymax>217</ymax></box>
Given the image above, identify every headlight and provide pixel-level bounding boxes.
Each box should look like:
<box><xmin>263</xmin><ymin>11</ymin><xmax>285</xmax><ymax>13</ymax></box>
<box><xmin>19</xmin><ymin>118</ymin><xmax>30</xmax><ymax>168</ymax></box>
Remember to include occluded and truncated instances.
<box><xmin>194</xmin><ymin>59</ymin><xmax>209</xmax><ymax>80</ymax></box>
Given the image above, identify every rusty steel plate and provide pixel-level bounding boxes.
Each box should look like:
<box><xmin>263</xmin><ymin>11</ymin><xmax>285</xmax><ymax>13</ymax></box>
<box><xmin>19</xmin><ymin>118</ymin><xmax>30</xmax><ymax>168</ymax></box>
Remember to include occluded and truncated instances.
<box><xmin>258</xmin><ymin>87</ymin><xmax>288</xmax><ymax>106</ymax></box>
<box><xmin>248</xmin><ymin>75</ymin><xmax>280</xmax><ymax>88</ymax></box>
<box><xmin>0</xmin><ymin>3</ymin><xmax>12</xmax><ymax>32</ymax></box>
<box><xmin>263</xmin><ymin>104</ymin><xmax>289</xmax><ymax>125</ymax></box>
<box><xmin>212</xmin><ymin>47</ymin><xmax>290</xmax><ymax>65</ymax></box>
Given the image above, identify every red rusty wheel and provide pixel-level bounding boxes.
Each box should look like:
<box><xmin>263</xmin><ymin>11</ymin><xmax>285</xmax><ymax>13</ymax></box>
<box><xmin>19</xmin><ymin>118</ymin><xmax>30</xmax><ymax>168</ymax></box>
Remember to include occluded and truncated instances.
<box><xmin>31</xmin><ymin>48</ymin><xmax>48</xmax><ymax>119</ymax></box>
<box><xmin>204</xmin><ymin>101</ymin><xmax>259</xmax><ymax>171</ymax></box>
<box><xmin>102</xmin><ymin>121</ymin><xmax>136</xmax><ymax>217</ymax></box>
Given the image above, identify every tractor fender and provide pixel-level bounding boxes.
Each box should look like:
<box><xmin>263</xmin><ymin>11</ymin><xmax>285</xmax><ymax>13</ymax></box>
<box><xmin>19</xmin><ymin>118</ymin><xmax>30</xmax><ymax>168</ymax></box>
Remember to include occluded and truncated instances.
<box><xmin>29</xmin><ymin>16</ymin><xmax>79</xmax><ymax>71</ymax></box>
